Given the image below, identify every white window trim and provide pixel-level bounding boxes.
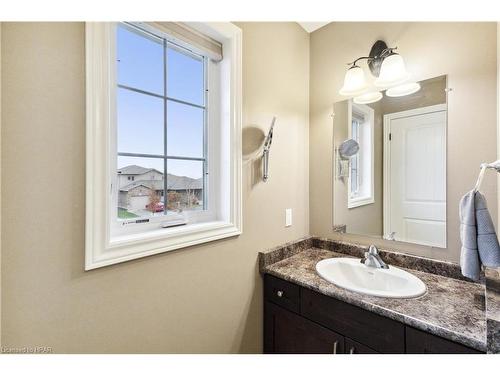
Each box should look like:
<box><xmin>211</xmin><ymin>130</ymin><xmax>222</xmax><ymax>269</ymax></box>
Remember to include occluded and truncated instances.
<box><xmin>347</xmin><ymin>100</ymin><xmax>375</xmax><ymax>209</ymax></box>
<box><xmin>85</xmin><ymin>22</ymin><xmax>242</xmax><ymax>270</ymax></box>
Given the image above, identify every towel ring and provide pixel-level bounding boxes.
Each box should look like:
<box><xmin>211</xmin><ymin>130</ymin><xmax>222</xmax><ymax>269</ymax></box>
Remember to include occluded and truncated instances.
<box><xmin>473</xmin><ymin>165</ymin><xmax>487</xmax><ymax>193</ymax></box>
<box><xmin>473</xmin><ymin>160</ymin><xmax>500</xmax><ymax>193</ymax></box>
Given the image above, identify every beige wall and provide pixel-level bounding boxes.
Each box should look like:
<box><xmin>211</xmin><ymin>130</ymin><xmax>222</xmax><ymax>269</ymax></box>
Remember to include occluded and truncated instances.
<box><xmin>0</xmin><ymin>22</ymin><xmax>310</xmax><ymax>353</ymax></box>
<box><xmin>310</xmin><ymin>23</ymin><xmax>497</xmax><ymax>262</ymax></box>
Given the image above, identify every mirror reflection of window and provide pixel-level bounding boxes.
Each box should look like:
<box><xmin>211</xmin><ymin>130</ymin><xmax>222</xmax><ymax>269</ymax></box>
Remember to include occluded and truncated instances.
<box><xmin>350</xmin><ymin>115</ymin><xmax>361</xmax><ymax>196</ymax></box>
<box><xmin>348</xmin><ymin>102</ymin><xmax>374</xmax><ymax>209</ymax></box>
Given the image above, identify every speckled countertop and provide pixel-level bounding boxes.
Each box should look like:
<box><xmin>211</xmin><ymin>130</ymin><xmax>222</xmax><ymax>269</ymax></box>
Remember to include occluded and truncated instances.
<box><xmin>486</xmin><ymin>268</ymin><xmax>500</xmax><ymax>353</ymax></box>
<box><xmin>261</xmin><ymin>243</ymin><xmax>487</xmax><ymax>352</ymax></box>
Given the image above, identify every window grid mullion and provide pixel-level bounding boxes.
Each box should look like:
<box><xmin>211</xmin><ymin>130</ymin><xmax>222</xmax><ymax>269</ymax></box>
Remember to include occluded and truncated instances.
<box><xmin>117</xmin><ymin>84</ymin><xmax>206</xmax><ymax>110</ymax></box>
<box><xmin>202</xmin><ymin>56</ymin><xmax>208</xmax><ymax>210</ymax></box>
<box><xmin>117</xmin><ymin>152</ymin><xmax>205</xmax><ymax>162</ymax></box>
<box><xmin>163</xmin><ymin>38</ymin><xmax>169</xmax><ymax>215</ymax></box>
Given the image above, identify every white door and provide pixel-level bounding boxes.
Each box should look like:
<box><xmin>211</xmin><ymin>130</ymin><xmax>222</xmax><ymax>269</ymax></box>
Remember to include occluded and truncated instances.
<box><xmin>385</xmin><ymin>105</ymin><xmax>446</xmax><ymax>247</ymax></box>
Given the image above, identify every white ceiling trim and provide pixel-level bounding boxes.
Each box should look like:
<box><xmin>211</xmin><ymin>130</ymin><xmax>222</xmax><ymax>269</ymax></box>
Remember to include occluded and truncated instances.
<box><xmin>297</xmin><ymin>22</ymin><xmax>330</xmax><ymax>33</ymax></box>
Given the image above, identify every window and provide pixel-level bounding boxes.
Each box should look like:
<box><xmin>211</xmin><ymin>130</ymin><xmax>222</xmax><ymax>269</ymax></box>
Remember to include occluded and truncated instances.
<box><xmin>85</xmin><ymin>22</ymin><xmax>242</xmax><ymax>270</ymax></box>
<box><xmin>116</xmin><ymin>23</ymin><xmax>207</xmax><ymax>220</ymax></box>
<box><xmin>348</xmin><ymin>101</ymin><xmax>374</xmax><ymax>208</ymax></box>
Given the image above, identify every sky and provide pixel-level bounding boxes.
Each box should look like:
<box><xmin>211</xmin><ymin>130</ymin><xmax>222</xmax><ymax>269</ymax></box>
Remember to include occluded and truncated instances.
<box><xmin>116</xmin><ymin>24</ymin><xmax>205</xmax><ymax>180</ymax></box>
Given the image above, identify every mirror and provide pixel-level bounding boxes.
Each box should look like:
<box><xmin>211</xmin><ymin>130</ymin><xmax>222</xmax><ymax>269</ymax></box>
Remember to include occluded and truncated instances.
<box><xmin>333</xmin><ymin>75</ymin><xmax>447</xmax><ymax>248</ymax></box>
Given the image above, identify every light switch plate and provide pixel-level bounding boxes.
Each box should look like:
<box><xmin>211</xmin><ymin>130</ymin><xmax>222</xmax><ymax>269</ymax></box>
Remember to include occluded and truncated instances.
<box><xmin>285</xmin><ymin>208</ymin><xmax>292</xmax><ymax>227</ymax></box>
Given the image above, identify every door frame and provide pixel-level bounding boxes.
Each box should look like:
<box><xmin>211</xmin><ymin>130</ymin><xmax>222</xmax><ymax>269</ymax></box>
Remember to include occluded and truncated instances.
<box><xmin>382</xmin><ymin>103</ymin><xmax>447</xmax><ymax>243</ymax></box>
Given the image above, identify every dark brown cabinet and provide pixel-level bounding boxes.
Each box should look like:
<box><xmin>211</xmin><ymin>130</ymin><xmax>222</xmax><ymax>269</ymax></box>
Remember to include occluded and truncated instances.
<box><xmin>344</xmin><ymin>338</ymin><xmax>378</xmax><ymax>354</ymax></box>
<box><xmin>406</xmin><ymin>326</ymin><xmax>481</xmax><ymax>354</ymax></box>
<box><xmin>265</xmin><ymin>302</ymin><xmax>344</xmax><ymax>354</ymax></box>
<box><xmin>263</xmin><ymin>274</ymin><xmax>483</xmax><ymax>354</ymax></box>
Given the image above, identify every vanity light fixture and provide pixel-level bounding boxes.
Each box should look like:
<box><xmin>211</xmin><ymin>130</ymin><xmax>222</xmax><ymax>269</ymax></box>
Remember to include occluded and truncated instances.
<box><xmin>339</xmin><ymin>40</ymin><xmax>414</xmax><ymax>104</ymax></box>
<box><xmin>353</xmin><ymin>91</ymin><xmax>383</xmax><ymax>104</ymax></box>
<box><xmin>374</xmin><ymin>51</ymin><xmax>409</xmax><ymax>88</ymax></box>
<box><xmin>339</xmin><ymin>64</ymin><xmax>369</xmax><ymax>96</ymax></box>
<box><xmin>385</xmin><ymin>82</ymin><xmax>421</xmax><ymax>97</ymax></box>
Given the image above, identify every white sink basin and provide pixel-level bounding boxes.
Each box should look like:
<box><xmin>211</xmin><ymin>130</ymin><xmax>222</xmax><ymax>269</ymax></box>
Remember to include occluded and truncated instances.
<box><xmin>316</xmin><ymin>258</ymin><xmax>426</xmax><ymax>298</ymax></box>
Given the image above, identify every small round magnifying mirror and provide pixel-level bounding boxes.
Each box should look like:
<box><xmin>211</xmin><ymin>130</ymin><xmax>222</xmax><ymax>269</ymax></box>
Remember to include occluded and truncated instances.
<box><xmin>338</xmin><ymin>139</ymin><xmax>360</xmax><ymax>159</ymax></box>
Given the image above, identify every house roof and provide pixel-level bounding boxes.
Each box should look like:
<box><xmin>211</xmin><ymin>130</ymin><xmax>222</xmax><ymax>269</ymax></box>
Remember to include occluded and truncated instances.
<box><xmin>119</xmin><ymin>174</ymin><xmax>202</xmax><ymax>192</ymax></box>
<box><xmin>167</xmin><ymin>174</ymin><xmax>203</xmax><ymax>190</ymax></box>
<box><xmin>117</xmin><ymin>165</ymin><xmax>162</xmax><ymax>175</ymax></box>
<box><xmin>119</xmin><ymin>180</ymin><xmax>164</xmax><ymax>192</ymax></box>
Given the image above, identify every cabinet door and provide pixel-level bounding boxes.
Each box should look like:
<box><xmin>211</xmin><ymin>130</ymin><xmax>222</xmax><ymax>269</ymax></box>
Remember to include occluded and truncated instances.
<box><xmin>344</xmin><ymin>338</ymin><xmax>378</xmax><ymax>354</ymax></box>
<box><xmin>265</xmin><ymin>302</ymin><xmax>345</xmax><ymax>354</ymax></box>
<box><xmin>406</xmin><ymin>327</ymin><xmax>483</xmax><ymax>354</ymax></box>
<box><xmin>301</xmin><ymin>288</ymin><xmax>405</xmax><ymax>353</ymax></box>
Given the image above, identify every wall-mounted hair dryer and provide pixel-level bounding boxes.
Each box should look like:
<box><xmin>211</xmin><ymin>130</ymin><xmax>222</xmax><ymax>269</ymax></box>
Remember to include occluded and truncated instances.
<box><xmin>262</xmin><ymin>117</ymin><xmax>276</xmax><ymax>182</ymax></box>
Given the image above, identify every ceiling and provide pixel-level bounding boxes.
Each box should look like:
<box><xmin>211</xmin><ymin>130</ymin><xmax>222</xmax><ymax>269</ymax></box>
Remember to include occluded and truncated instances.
<box><xmin>297</xmin><ymin>22</ymin><xmax>330</xmax><ymax>33</ymax></box>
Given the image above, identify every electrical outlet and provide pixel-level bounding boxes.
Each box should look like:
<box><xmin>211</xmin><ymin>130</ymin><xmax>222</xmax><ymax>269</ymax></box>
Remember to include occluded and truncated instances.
<box><xmin>285</xmin><ymin>208</ymin><xmax>292</xmax><ymax>227</ymax></box>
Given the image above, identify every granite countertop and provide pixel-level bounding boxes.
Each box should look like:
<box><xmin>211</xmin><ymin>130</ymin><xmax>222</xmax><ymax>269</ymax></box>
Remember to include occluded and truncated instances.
<box><xmin>486</xmin><ymin>268</ymin><xmax>500</xmax><ymax>353</ymax></box>
<box><xmin>262</xmin><ymin>246</ymin><xmax>487</xmax><ymax>352</ymax></box>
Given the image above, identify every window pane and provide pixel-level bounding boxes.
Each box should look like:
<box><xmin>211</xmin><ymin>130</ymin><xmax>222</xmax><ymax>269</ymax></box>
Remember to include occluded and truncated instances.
<box><xmin>350</xmin><ymin>155</ymin><xmax>358</xmax><ymax>195</ymax></box>
<box><xmin>167</xmin><ymin>45</ymin><xmax>204</xmax><ymax>105</ymax></box>
<box><xmin>117</xmin><ymin>88</ymin><xmax>164</xmax><ymax>155</ymax></box>
<box><xmin>167</xmin><ymin>101</ymin><xmax>204</xmax><ymax>158</ymax></box>
<box><xmin>117</xmin><ymin>156</ymin><xmax>165</xmax><ymax>218</ymax></box>
<box><xmin>167</xmin><ymin>159</ymin><xmax>204</xmax><ymax>212</ymax></box>
<box><xmin>117</xmin><ymin>24</ymin><xmax>164</xmax><ymax>95</ymax></box>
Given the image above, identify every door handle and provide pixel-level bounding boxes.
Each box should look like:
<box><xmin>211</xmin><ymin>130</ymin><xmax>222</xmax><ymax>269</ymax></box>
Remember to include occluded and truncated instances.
<box><xmin>333</xmin><ymin>340</ymin><xmax>338</xmax><ymax>354</ymax></box>
<box><xmin>349</xmin><ymin>347</ymin><xmax>355</xmax><ymax>354</ymax></box>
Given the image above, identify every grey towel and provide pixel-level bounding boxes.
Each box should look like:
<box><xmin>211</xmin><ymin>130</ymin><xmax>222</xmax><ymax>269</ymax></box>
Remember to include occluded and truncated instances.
<box><xmin>460</xmin><ymin>190</ymin><xmax>500</xmax><ymax>280</ymax></box>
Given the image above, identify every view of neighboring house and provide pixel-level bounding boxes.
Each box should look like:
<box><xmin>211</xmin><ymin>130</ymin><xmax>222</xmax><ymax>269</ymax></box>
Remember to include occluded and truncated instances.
<box><xmin>118</xmin><ymin>165</ymin><xmax>203</xmax><ymax>217</ymax></box>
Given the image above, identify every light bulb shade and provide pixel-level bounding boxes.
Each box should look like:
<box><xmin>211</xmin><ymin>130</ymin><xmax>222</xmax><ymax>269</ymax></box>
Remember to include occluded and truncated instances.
<box><xmin>339</xmin><ymin>65</ymin><xmax>368</xmax><ymax>96</ymax></box>
<box><xmin>385</xmin><ymin>82</ymin><xmax>421</xmax><ymax>97</ymax></box>
<box><xmin>353</xmin><ymin>91</ymin><xmax>383</xmax><ymax>104</ymax></box>
<box><xmin>374</xmin><ymin>53</ymin><xmax>409</xmax><ymax>88</ymax></box>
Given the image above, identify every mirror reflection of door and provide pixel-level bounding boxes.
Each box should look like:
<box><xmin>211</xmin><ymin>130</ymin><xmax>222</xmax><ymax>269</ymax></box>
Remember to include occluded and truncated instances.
<box><xmin>384</xmin><ymin>105</ymin><xmax>447</xmax><ymax>248</ymax></box>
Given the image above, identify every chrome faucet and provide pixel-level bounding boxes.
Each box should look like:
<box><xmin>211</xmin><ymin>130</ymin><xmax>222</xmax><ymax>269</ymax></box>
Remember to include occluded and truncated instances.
<box><xmin>360</xmin><ymin>245</ymin><xmax>389</xmax><ymax>269</ymax></box>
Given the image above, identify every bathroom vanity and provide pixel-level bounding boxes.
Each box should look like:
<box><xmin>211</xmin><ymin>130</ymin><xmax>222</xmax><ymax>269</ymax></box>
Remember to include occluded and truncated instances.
<box><xmin>264</xmin><ymin>274</ymin><xmax>481</xmax><ymax>354</ymax></box>
<box><xmin>260</xmin><ymin>238</ymin><xmax>488</xmax><ymax>354</ymax></box>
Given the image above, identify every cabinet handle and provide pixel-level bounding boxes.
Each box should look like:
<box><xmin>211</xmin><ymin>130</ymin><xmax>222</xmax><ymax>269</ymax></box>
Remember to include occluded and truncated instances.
<box><xmin>276</xmin><ymin>290</ymin><xmax>284</xmax><ymax>298</ymax></box>
<box><xmin>349</xmin><ymin>347</ymin><xmax>355</xmax><ymax>354</ymax></box>
<box><xmin>333</xmin><ymin>341</ymin><xmax>338</xmax><ymax>354</ymax></box>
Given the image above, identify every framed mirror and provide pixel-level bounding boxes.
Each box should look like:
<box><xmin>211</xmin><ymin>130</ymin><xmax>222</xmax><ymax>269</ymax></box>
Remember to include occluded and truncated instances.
<box><xmin>333</xmin><ymin>75</ymin><xmax>447</xmax><ymax>248</ymax></box>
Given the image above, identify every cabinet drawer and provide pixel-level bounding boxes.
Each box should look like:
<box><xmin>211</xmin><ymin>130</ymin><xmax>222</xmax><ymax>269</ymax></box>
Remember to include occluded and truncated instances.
<box><xmin>406</xmin><ymin>327</ymin><xmax>483</xmax><ymax>354</ymax></box>
<box><xmin>301</xmin><ymin>288</ymin><xmax>405</xmax><ymax>353</ymax></box>
<box><xmin>264</xmin><ymin>274</ymin><xmax>301</xmax><ymax>314</ymax></box>
<box><xmin>345</xmin><ymin>338</ymin><xmax>378</xmax><ymax>354</ymax></box>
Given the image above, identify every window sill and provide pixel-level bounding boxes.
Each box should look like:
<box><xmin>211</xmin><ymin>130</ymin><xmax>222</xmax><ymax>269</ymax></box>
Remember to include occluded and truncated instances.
<box><xmin>348</xmin><ymin>196</ymin><xmax>374</xmax><ymax>209</ymax></box>
<box><xmin>86</xmin><ymin>220</ymin><xmax>241</xmax><ymax>270</ymax></box>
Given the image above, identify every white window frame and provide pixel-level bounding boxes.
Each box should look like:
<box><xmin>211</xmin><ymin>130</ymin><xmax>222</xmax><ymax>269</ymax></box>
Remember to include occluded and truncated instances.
<box><xmin>85</xmin><ymin>22</ymin><xmax>242</xmax><ymax>270</ymax></box>
<box><xmin>347</xmin><ymin>101</ymin><xmax>374</xmax><ymax>209</ymax></box>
